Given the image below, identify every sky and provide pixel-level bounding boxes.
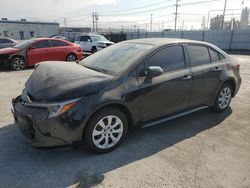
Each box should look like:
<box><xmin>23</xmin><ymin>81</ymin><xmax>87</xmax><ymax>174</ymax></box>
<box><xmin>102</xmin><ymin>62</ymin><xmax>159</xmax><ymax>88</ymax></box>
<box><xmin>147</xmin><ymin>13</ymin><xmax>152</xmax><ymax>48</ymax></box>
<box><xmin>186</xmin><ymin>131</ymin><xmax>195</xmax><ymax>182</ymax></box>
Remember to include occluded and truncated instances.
<box><xmin>0</xmin><ymin>0</ymin><xmax>249</xmax><ymax>31</ymax></box>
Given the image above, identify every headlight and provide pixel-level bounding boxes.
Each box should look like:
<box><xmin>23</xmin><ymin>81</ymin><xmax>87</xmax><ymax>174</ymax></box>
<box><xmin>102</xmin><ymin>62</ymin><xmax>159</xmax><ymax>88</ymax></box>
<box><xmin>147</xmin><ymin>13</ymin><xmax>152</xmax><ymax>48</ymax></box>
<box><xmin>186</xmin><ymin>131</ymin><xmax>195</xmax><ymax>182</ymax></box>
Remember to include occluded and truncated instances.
<box><xmin>24</xmin><ymin>98</ymin><xmax>81</xmax><ymax>118</ymax></box>
<box><xmin>47</xmin><ymin>101</ymin><xmax>76</xmax><ymax>117</ymax></box>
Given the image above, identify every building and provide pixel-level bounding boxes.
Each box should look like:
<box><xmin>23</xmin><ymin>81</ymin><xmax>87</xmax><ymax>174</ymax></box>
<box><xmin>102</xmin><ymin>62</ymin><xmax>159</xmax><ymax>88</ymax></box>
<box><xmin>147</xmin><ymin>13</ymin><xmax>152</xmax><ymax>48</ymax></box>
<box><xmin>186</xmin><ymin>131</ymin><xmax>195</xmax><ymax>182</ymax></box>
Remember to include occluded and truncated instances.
<box><xmin>210</xmin><ymin>15</ymin><xmax>223</xmax><ymax>30</ymax></box>
<box><xmin>0</xmin><ymin>18</ymin><xmax>59</xmax><ymax>40</ymax></box>
<box><xmin>240</xmin><ymin>7</ymin><xmax>250</xmax><ymax>29</ymax></box>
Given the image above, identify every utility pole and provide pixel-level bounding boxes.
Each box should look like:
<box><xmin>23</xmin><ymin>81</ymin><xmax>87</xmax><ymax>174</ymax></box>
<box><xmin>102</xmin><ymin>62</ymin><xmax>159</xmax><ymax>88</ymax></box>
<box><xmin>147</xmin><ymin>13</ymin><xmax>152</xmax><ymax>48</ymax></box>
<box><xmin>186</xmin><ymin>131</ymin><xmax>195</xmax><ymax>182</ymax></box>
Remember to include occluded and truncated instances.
<box><xmin>92</xmin><ymin>12</ymin><xmax>95</xmax><ymax>32</ymax></box>
<box><xmin>150</xmin><ymin>14</ymin><xmax>153</xmax><ymax>32</ymax></box>
<box><xmin>174</xmin><ymin>0</ymin><xmax>180</xmax><ymax>31</ymax></box>
<box><xmin>95</xmin><ymin>12</ymin><xmax>98</xmax><ymax>33</ymax></box>
<box><xmin>221</xmin><ymin>0</ymin><xmax>228</xmax><ymax>30</ymax></box>
<box><xmin>63</xmin><ymin>18</ymin><xmax>67</xmax><ymax>28</ymax></box>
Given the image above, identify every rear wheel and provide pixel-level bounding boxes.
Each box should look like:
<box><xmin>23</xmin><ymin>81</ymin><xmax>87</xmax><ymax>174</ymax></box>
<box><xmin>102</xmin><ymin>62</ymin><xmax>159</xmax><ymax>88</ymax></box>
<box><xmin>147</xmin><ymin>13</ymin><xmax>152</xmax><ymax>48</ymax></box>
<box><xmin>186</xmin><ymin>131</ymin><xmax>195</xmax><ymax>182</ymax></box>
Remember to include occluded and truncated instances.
<box><xmin>11</xmin><ymin>57</ymin><xmax>26</xmax><ymax>71</ymax></box>
<box><xmin>83</xmin><ymin>108</ymin><xmax>128</xmax><ymax>153</ymax></box>
<box><xmin>66</xmin><ymin>54</ymin><xmax>76</xmax><ymax>62</ymax></box>
<box><xmin>212</xmin><ymin>83</ymin><xmax>232</xmax><ymax>112</ymax></box>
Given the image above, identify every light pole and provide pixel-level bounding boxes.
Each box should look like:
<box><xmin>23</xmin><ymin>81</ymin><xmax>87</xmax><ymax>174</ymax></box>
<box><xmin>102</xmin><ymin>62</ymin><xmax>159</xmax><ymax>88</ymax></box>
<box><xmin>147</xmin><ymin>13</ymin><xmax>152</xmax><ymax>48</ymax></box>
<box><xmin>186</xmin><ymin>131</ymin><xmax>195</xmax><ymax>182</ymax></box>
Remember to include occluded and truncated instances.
<box><xmin>221</xmin><ymin>0</ymin><xmax>228</xmax><ymax>30</ymax></box>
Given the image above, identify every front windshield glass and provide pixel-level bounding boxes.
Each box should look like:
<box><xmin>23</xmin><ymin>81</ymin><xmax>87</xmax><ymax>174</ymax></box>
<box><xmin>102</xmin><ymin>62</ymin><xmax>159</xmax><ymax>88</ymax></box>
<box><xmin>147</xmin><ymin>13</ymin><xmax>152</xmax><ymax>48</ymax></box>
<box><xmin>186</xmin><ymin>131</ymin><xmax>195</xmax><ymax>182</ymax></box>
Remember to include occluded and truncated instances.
<box><xmin>80</xmin><ymin>42</ymin><xmax>153</xmax><ymax>75</ymax></box>
<box><xmin>91</xmin><ymin>35</ymin><xmax>108</xmax><ymax>42</ymax></box>
<box><xmin>14</xmin><ymin>40</ymin><xmax>34</xmax><ymax>49</ymax></box>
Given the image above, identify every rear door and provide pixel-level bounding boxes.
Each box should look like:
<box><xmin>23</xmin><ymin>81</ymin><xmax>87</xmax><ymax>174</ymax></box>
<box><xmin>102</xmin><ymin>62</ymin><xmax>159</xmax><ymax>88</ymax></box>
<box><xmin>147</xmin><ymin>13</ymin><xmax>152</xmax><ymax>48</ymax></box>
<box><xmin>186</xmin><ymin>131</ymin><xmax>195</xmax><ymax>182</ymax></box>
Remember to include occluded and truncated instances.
<box><xmin>27</xmin><ymin>40</ymin><xmax>51</xmax><ymax>66</ymax></box>
<box><xmin>185</xmin><ymin>44</ymin><xmax>224</xmax><ymax>107</ymax></box>
<box><xmin>49</xmin><ymin>40</ymin><xmax>68</xmax><ymax>61</ymax></box>
<box><xmin>138</xmin><ymin>45</ymin><xmax>192</xmax><ymax>122</ymax></box>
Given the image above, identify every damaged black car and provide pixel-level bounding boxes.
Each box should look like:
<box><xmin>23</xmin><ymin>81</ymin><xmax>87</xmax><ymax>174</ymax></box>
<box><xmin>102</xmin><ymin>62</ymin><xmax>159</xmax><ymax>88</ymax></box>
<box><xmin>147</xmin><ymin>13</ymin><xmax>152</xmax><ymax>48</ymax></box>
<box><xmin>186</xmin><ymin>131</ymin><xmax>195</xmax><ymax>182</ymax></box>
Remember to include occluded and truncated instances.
<box><xmin>12</xmin><ymin>39</ymin><xmax>241</xmax><ymax>153</ymax></box>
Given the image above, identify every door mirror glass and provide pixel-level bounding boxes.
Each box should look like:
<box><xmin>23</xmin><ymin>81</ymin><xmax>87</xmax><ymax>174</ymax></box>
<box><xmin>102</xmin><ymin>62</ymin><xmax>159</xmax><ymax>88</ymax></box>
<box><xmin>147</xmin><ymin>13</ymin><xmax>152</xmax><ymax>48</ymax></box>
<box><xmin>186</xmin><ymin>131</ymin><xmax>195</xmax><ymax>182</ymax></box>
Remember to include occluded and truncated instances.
<box><xmin>146</xmin><ymin>66</ymin><xmax>163</xmax><ymax>78</ymax></box>
<box><xmin>87</xmin><ymin>39</ymin><xmax>91</xmax><ymax>42</ymax></box>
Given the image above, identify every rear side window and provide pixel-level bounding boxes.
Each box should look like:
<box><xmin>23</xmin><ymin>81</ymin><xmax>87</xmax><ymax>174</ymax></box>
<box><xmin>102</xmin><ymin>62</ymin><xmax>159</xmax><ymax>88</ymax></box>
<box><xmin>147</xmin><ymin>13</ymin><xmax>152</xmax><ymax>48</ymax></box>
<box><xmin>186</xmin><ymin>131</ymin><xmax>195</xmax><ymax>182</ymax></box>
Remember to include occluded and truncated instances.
<box><xmin>187</xmin><ymin>45</ymin><xmax>210</xmax><ymax>66</ymax></box>
<box><xmin>209</xmin><ymin>48</ymin><xmax>220</xmax><ymax>62</ymax></box>
<box><xmin>147</xmin><ymin>45</ymin><xmax>185</xmax><ymax>72</ymax></box>
<box><xmin>33</xmin><ymin>40</ymin><xmax>50</xmax><ymax>48</ymax></box>
<box><xmin>51</xmin><ymin>40</ymin><xmax>66</xmax><ymax>47</ymax></box>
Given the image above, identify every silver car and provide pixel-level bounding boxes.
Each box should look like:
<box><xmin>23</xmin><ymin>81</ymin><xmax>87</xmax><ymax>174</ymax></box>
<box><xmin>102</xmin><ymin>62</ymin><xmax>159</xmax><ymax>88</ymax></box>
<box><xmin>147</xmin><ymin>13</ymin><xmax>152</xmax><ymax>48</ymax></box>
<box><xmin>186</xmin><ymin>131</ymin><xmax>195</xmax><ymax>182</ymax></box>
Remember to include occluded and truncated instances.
<box><xmin>0</xmin><ymin>37</ymin><xmax>18</xmax><ymax>49</ymax></box>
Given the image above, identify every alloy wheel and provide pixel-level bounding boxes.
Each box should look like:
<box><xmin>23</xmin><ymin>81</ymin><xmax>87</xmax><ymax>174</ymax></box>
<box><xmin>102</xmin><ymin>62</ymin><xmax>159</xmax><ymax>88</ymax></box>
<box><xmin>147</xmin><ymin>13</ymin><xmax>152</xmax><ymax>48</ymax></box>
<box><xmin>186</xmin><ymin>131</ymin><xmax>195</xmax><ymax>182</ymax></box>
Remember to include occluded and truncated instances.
<box><xmin>67</xmin><ymin>54</ymin><xmax>76</xmax><ymax>62</ymax></box>
<box><xmin>92</xmin><ymin>115</ymin><xmax>124</xmax><ymax>149</ymax></box>
<box><xmin>218</xmin><ymin>86</ymin><xmax>231</xmax><ymax>109</ymax></box>
<box><xmin>12</xmin><ymin>58</ymin><xmax>26</xmax><ymax>71</ymax></box>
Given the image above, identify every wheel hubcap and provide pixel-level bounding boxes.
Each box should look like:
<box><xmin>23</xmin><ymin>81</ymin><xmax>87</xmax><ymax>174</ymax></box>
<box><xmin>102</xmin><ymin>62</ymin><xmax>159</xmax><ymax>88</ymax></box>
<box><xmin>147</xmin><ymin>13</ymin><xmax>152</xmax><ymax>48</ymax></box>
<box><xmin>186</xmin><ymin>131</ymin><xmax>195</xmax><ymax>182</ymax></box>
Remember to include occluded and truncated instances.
<box><xmin>92</xmin><ymin>115</ymin><xmax>123</xmax><ymax>149</ymax></box>
<box><xmin>218</xmin><ymin>87</ymin><xmax>231</xmax><ymax>109</ymax></box>
<box><xmin>13</xmin><ymin>59</ymin><xmax>25</xmax><ymax>70</ymax></box>
<box><xmin>67</xmin><ymin>55</ymin><xmax>76</xmax><ymax>62</ymax></box>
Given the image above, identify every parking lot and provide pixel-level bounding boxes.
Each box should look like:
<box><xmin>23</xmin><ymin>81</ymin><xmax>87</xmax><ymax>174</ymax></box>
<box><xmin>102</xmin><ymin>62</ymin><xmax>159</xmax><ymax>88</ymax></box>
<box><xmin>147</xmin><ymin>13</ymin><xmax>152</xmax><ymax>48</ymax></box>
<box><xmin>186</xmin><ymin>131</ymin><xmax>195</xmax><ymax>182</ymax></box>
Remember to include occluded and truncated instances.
<box><xmin>0</xmin><ymin>55</ymin><xmax>249</xmax><ymax>188</ymax></box>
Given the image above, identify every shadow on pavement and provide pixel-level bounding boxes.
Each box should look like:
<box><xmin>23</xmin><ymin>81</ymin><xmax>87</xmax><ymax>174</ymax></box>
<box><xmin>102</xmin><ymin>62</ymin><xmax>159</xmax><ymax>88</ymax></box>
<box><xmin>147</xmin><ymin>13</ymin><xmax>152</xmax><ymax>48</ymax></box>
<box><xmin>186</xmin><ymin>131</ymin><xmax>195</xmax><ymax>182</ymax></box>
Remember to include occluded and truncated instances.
<box><xmin>0</xmin><ymin>108</ymin><xmax>232</xmax><ymax>188</ymax></box>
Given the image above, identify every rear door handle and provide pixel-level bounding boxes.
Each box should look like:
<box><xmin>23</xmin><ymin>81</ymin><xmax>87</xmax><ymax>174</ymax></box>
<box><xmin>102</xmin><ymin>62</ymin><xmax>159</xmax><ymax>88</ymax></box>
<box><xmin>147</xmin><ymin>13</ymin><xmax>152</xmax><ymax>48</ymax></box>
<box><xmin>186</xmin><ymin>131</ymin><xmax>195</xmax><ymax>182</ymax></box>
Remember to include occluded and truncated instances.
<box><xmin>182</xmin><ymin>75</ymin><xmax>192</xmax><ymax>81</ymax></box>
<box><xmin>213</xmin><ymin>67</ymin><xmax>222</xmax><ymax>71</ymax></box>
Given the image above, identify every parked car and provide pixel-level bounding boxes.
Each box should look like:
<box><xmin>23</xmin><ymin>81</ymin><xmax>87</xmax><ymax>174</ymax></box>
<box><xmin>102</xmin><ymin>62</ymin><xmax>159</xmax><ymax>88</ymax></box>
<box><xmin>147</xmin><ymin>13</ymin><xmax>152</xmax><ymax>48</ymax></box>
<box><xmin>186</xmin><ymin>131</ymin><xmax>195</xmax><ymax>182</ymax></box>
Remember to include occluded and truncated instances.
<box><xmin>0</xmin><ymin>38</ymin><xmax>83</xmax><ymax>71</ymax></box>
<box><xmin>0</xmin><ymin>37</ymin><xmax>18</xmax><ymax>49</ymax></box>
<box><xmin>74</xmin><ymin>34</ymin><xmax>114</xmax><ymax>53</ymax></box>
<box><xmin>12</xmin><ymin>38</ymin><xmax>241</xmax><ymax>153</ymax></box>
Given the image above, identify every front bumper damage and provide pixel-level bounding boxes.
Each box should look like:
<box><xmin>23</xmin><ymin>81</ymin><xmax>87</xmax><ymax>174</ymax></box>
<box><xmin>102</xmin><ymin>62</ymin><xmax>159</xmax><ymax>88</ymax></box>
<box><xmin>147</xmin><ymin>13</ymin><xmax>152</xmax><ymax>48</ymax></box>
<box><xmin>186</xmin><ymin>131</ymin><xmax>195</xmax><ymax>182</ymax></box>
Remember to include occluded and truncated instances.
<box><xmin>12</xmin><ymin>96</ymin><xmax>83</xmax><ymax>148</ymax></box>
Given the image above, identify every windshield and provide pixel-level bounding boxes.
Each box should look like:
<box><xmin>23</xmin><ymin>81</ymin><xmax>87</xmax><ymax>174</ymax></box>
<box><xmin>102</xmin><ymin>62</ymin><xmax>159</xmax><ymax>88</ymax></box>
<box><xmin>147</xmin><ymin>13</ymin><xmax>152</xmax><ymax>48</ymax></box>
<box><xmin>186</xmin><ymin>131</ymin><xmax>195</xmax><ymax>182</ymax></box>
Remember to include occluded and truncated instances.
<box><xmin>91</xmin><ymin>35</ymin><xmax>108</xmax><ymax>42</ymax></box>
<box><xmin>80</xmin><ymin>42</ymin><xmax>153</xmax><ymax>75</ymax></box>
<box><xmin>14</xmin><ymin>40</ymin><xmax>34</xmax><ymax>49</ymax></box>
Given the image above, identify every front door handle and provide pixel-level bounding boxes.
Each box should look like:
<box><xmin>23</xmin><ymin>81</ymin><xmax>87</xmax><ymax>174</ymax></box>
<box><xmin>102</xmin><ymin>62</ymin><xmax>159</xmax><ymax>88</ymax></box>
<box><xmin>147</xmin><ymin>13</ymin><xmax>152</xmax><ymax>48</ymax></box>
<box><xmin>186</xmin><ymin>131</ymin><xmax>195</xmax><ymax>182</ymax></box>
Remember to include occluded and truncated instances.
<box><xmin>182</xmin><ymin>75</ymin><xmax>192</xmax><ymax>81</ymax></box>
<box><xmin>213</xmin><ymin>67</ymin><xmax>222</xmax><ymax>71</ymax></box>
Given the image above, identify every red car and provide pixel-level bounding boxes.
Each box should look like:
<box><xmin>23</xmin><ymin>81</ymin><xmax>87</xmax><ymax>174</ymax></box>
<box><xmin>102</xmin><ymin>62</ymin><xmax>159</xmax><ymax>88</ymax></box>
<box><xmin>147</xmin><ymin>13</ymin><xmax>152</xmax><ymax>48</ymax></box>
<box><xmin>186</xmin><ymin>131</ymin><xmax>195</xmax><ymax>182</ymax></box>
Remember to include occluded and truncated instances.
<box><xmin>0</xmin><ymin>38</ymin><xmax>83</xmax><ymax>71</ymax></box>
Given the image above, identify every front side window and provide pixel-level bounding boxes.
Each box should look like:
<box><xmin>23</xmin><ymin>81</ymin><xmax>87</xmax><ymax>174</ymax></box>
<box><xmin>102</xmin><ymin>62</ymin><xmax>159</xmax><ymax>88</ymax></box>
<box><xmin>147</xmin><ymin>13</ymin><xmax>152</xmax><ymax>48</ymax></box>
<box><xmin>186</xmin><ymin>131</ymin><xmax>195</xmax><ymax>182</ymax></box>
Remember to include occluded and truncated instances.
<box><xmin>33</xmin><ymin>40</ymin><xmax>50</xmax><ymax>48</ymax></box>
<box><xmin>187</xmin><ymin>45</ymin><xmax>210</xmax><ymax>66</ymax></box>
<box><xmin>147</xmin><ymin>45</ymin><xmax>185</xmax><ymax>72</ymax></box>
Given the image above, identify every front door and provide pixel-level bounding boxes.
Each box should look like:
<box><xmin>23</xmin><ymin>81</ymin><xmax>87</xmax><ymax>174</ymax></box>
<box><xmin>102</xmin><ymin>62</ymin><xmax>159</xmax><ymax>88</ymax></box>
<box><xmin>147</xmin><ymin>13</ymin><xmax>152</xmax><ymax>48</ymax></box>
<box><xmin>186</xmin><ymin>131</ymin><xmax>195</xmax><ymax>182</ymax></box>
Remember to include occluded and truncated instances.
<box><xmin>138</xmin><ymin>45</ymin><xmax>192</xmax><ymax>123</ymax></box>
<box><xmin>79</xmin><ymin>36</ymin><xmax>92</xmax><ymax>52</ymax></box>
<box><xmin>27</xmin><ymin>40</ymin><xmax>51</xmax><ymax>66</ymax></box>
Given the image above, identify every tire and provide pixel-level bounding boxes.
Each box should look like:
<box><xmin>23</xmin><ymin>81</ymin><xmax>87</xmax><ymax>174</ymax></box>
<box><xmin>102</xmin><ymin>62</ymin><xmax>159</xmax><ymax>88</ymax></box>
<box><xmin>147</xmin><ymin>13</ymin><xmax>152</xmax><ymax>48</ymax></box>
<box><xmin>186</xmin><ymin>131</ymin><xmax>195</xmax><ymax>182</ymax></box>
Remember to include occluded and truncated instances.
<box><xmin>11</xmin><ymin>57</ymin><xmax>26</xmax><ymax>71</ymax></box>
<box><xmin>91</xmin><ymin>47</ymin><xmax>97</xmax><ymax>54</ymax></box>
<box><xmin>66</xmin><ymin>54</ymin><xmax>77</xmax><ymax>62</ymax></box>
<box><xmin>212</xmin><ymin>83</ymin><xmax>233</xmax><ymax>112</ymax></box>
<box><xmin>83</xmin><ymin>108</ymin><xmax>128</xmax><ymax>154</ymax></box>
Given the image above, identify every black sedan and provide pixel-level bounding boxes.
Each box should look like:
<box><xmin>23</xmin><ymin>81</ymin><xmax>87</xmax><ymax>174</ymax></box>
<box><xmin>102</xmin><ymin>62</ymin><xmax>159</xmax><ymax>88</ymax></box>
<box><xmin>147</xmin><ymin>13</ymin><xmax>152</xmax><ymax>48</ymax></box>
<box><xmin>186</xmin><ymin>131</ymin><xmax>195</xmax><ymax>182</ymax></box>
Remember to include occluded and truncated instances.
<box><xmin>12</xmin><ymin>38</ymin><xmax>241</xmax><ymax>153</ymax></box>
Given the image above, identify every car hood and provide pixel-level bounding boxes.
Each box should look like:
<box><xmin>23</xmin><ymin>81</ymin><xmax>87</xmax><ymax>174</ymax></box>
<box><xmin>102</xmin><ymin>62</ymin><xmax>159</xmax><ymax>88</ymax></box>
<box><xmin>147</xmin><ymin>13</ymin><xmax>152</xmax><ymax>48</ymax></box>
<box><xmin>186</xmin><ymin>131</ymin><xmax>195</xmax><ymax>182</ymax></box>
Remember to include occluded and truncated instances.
<box><xmin>0</xmin><ymin>47</ymin><xmax>21</xmax><ymax>55</ymax></box>
<box><xmin>25</xmin><ymin>61</ymin><xmax>113</xmax><ymax>102</ymax></box>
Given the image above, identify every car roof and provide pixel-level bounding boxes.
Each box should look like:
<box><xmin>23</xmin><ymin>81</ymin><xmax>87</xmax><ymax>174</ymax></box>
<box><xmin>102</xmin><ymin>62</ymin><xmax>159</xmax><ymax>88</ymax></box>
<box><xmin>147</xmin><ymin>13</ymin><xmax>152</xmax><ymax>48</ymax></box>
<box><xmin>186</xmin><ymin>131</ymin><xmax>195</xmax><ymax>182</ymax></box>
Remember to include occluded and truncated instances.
<box><xmin>123</xmin><ymin>38</ymin><xmax>213</xmax><ymax>47</ymax></box>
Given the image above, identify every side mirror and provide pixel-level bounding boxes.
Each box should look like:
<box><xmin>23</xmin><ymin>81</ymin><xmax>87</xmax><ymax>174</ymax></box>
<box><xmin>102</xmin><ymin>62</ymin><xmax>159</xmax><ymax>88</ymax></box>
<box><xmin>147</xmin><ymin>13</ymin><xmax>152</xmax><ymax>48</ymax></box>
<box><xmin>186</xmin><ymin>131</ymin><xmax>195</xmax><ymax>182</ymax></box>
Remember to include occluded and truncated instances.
<box><xmin>146</xmin><ymin>66</ymin><xmax>163</xmax><ymax>78</ymax></box>
<box><xmin>28</xmin><ymin>46</ymin><xmax>36</xmax><ymax>50</ymax></box>
<box><xmin>87</xmin><ymin>39</ymin><xmax>91</xmax><ymax>42</ymax></box>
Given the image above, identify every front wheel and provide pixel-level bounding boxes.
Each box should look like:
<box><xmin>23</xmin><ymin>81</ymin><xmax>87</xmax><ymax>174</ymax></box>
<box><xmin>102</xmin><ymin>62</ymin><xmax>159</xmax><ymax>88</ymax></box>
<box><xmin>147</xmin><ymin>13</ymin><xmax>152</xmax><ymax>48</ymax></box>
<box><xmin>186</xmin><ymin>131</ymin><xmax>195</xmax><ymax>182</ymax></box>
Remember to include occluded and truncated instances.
<box><xmin>212</xmin><ymin>83</ymin><xmax>233</xmax><ymax>112</ymax></box>
<box><xmin>11</xmin><ymin>57</ymin><xmax>26</xmax><ymax>71</ymax></box>
<box><xmin>83</xmin><ymin>108</ymin><xmax>128</xmax><ymax>153</ymax></box>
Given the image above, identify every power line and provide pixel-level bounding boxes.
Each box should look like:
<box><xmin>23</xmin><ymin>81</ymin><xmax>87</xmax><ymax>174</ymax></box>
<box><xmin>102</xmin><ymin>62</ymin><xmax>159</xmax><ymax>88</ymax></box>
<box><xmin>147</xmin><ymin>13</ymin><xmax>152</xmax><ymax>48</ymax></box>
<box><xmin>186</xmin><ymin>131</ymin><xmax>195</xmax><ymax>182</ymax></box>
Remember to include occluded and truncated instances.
<box><xmin>100</xmin><ymin>0</ymin><xmax>174</xmax><ymax>13</ymax></box>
